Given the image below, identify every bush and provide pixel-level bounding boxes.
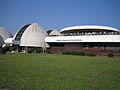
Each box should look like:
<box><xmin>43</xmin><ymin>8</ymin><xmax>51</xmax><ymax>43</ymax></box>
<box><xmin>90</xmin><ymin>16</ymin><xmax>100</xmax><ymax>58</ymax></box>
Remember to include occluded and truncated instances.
<box><xmin>107</xmin><ymin>53</ymin><xmax>114</xmax><ymax>57</ymax></box>
<box><xmin>3</xmin><ymin>46</ymin><xmax>9</xmax><ymax>52</ymax></box>
<box><xmin>0</xmin><ymin>47</ymin><xmax>7</xmax><ymax>54</ymax></box>
<box><xmin>62</xmin><ymin>51</ymin><xmax>70</xmax><ymax>55</ymax></box>
<box><xmin>62</xmin><ymin>51</ymin><xmax>73</xmax><ymax>55</ymax></box>
<box><xmin>35</xmin><ymin>49</ymin><xmax>42</xmax><ymax>53</ymax></box>
<box><xmin>71</xmin><ymin>51</ymin><xmax>78</xmax><ymax>55</ymax></box>
<box><xmin>86</xmin><ymin>52</ymin><xmax>96</xmax><ymax>56</ymax></box>
<box><xmin>27</xmin><ymin>49</ymin><xmax>34</xmax><ymax>53</ymax></box>
<box><xmin>9</xmin><ymin>47</ymin><xmax>17</xmax><ymax>52</ymax></box>
<box><xmin>45</xmin><ymin>49</ymin><xmax>52</xmax><ymax>54</ymax></box>
<box><xmin>62</xmin><ymin>51</ymin><xmax>85</xmax><ymax>56</ymax></box>
<box><xmin>78</xmin><ymin>51</ymin><xmax>86</xmax><ymax>56</ymax></box>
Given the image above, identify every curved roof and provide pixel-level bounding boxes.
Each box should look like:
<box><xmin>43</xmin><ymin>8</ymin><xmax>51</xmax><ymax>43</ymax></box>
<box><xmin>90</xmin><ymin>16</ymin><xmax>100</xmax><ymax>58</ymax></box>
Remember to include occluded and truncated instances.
<box><xmin>20</xmin><ymin>23</ymin><xmax>49</xmax><ymax>48</ymax></box>
<box><xmin>0</xmin><ymin>27</ymin><xmax>12</xmax><ymax>40</ymax></box>
<box><xmin>13</xmin><ymin>24</ymin><xmax>31</xmax><ymax>40</ymax></box>
<box><xmin>0</xmin><ymin>35</ymin><xmax>4</xmax><ymax>46</ymax></box>
<box><xmin>60</xmin><ymin>25</ymin><xmax>120</xmax><ymax>32</ymax></box>
<box><xmin>49</xmin><ymin>30</ymin><xmax>61</xmax><ymax>36</ymax></box>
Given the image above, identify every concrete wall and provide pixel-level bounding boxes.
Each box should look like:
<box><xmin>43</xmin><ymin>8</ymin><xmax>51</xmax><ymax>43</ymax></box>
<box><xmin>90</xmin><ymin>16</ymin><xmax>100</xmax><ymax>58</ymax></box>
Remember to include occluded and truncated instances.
<box><xmin>45</xmin><ymin>35</ymin><xmax>120</xmax><ymax>43</ymax></box>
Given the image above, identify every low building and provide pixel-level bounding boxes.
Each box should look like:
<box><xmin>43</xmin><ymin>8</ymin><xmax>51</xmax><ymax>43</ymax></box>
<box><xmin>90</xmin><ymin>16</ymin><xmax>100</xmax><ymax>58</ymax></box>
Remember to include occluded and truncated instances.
<box><xmin>45</xmin><ymin>25</ymin><xmax>120</xmax><ymax>56</ymax></box>
<box><xmin>2</xmin><ymin>24</ymin><xmax>120</xmax><ymax>56</ymax></box>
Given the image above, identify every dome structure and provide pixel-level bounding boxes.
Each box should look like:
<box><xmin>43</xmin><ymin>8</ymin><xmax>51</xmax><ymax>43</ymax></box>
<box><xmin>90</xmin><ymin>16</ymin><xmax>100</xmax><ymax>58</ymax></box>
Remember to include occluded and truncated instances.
<box><xmin>49</xmin><ymin>30</ymin><xmax>61</xmax><ymax>36</ymax></box>
<box><xmin>0</xmin><ymin>35</ymin><xmax>4</xmax><ymax>46</ymax></box>
<box><xmin>14</xmin><ymin>23</ymin><xmax>49</xmax><ymax>48</ymax></box>
<box><xmin>0</xmin><ymin>27</ymin><xmax>12</xmax><ymax>46</ymax></box>
<box><xmin>60</xmin><ymin>25</ymin><xmax>120</xmax><ymax>33</ymax></box>
<box><xmin>0</xmin><ymin>27</ymin><xmax>12</xmax><ymax>40</ymax></box>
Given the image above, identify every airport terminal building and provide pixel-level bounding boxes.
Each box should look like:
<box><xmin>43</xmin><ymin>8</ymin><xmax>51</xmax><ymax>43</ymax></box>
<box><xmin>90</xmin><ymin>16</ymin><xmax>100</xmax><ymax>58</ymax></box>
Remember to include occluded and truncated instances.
<box><xmin>1</xmin><ymin>23</ymin><xmax>120</xmax><ymax>56</ymax></box>
<box><xmin>46</xmin><ymin>25</ymin><xmax>120</xmax><ymax>56</ymax></box>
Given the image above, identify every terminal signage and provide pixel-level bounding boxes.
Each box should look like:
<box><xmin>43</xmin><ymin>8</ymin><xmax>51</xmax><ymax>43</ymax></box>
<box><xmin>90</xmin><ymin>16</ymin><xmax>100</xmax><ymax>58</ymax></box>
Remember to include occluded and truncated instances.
<box><xmin>56</xmin><ymin>39</ymin><xmax>82</xmax><ymax>42</ymax></box>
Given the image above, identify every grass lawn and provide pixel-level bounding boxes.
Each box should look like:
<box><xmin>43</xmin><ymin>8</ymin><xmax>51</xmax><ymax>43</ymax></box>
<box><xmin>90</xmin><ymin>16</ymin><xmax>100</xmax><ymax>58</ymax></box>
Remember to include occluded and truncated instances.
<box><xmin>0</xmin><ymin>53</ymin><xmax>120</xmax><ymax>90</ymax></box>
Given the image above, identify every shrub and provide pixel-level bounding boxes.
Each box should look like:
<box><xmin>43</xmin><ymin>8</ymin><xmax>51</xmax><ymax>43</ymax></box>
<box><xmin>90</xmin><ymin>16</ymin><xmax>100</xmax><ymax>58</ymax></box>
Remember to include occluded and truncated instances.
<box><xmin>9</xmin><ymin>47</ymin><xmax>17</xmax><ymax>52</ymax></box>
<box><xmin>86</xmin><ymin>52</ymin><xmax>96</xmax><ymax>56</ymax></box>
<box><xmin>0</xmin><ymin>47</ymin><xmax>7</xmax><ymax>54</ymax></box>
<box><xmin>3</xmin><ymin>46</ymin><xmax>9</xmax><ymax>52</ymax></box>
<box><xmin>62</xmin><ymin>51</ymin><xmax>66</xmax><ymax>54</ymax></box>
<box><xmin>45</xmin><ymin>49</ymin><xmax>52</xmax><ymax>54</ymax></box>
<box><xmin>62</xmin><ymin>51</ymin><xmax>71</xmax><ymax>55</ymax></box>
<box><xmin>27</xmin><ymin>49</ymin><xmax>34</xmax><ymax>53</ymax></box>
<box><xmin>62</xmin><ymin>51</ymin><xmax>69</xmax><ymax>55</ymax></box>
<box><xmin>35</xmin><ymin>49</ymin><xmax>42</xmax><ymax>53</ymax></box>
<box><xmin>71</xmin><ymin>51</ymin><xmax>77</xmax><ymax>55</ymax></box>
<box><xmin>78</xmin><ymin>51</ymin><xmax>86</xmax><ymax>56</ymax></box>
<box><xmin>62</xmin><ymin>51</ymin><xmax>85</xmax><ymax>56</ymax></box>
<box><xmin>107</xmin><ymin>53</ymin><xmax>114</xmax><ymax>57</ymax></box>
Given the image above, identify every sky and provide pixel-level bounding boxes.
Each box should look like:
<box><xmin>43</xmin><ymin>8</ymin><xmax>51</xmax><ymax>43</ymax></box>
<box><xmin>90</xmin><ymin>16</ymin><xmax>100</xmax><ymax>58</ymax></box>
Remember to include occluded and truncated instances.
<box><xmin>0</xmin><ymin>0</ymin><xmax>120</xmax><ymax>34</ymax></box>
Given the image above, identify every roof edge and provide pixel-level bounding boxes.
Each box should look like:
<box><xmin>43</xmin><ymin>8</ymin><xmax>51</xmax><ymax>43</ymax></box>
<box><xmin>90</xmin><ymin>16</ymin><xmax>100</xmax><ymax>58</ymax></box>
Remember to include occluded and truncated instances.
<box><xmin>60</xmin><ymin>25</ymin><xmax>120</xmax><ymax>32</ymax></box>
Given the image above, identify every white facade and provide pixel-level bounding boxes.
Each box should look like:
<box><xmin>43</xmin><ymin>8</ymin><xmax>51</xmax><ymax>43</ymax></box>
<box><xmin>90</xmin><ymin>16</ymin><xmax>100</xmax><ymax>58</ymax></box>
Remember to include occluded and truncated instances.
<box><xmin>45</xmin><ymin>35</ymin><xmax>120</xmax><ymax>43</ymax></box>
<box><xmin>4</xmin><ymin>38</ymin><xmax>13</xmax><ymax>44</ymax></box>
<box><xmin>45</xmin><ymin>25</ymin><xmax>120</xmax><ymax>43</ymax></box>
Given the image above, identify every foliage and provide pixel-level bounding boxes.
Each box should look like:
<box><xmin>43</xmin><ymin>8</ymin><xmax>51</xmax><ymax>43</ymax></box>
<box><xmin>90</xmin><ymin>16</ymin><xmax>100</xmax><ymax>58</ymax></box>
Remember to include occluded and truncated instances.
<box><xmin>35</xmin><ymin>49</ymin><xmax>42</xmax><ymax>53</ymax></box>
<box><xmin>45</xmin><ymin>49</ymin><xmax>52</xmax><ymax>54</ymax></box>
<box><xmin>62</xmin><ymin>51</ymin><xmax>85</xmax><ymax>56</ymax></box>
<box><xmin>85</xmin><ymin>52</ymin><xmax>96</xmax><ymax>56</ymax></box>
<box><xmin>27</xmin><ymin>49</ymin><xmax>34</xmax><ymax>53</ymax></box>
<box><xmin>0</xmin><ymin>47</ymin><xmax>7</xmax><ymax>54</ymax></box>
<box><xmin>62</xmin><ymin>51</ymin><xmax>70</xmax><ymax>55</ymax></box>
<box><xmin>0</xmin><ymin>54</ymin><xmax>120</xmax><ymax>90</ymax></box>
<box><xmin>9</xmin><ymin>47</ymin><xmax>17</xmax><ymax>51</ymax></box>
<box><xmin>107</xmin><ymin>53</ymin><xmax>114</xmax><ymax>57</ymax></box>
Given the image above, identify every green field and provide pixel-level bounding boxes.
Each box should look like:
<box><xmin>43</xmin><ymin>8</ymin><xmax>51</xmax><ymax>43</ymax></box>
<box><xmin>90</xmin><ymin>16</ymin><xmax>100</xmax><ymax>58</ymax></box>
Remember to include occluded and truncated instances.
<box><xmin>0</xmin><ymin>53</ymin><xmax>120</xmax><ymax>90</ymax></box>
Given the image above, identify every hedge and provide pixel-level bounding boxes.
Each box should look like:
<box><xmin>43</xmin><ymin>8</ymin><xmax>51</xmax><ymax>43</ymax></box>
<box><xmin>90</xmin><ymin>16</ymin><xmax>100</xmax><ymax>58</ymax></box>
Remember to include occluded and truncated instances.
<box><xmin>85</xmin><ymin>52</ymin><xmax>96</xmax><ymax>56</ymax></box>
<box><xmin>35</xmin><ymin>49</ymin><xmax>42</xmax><ymax>53</ymax></box>
<box><xmin>107</xmin><ymin>53</ymin><xmax>114</xmax><ymax>57</ymax></box>
<box><xmin>0</xmin><ymin>47</ymin><xmax>7</xmax><ymax>54</ymax></box>
<box><xmin>62</xmin><ymin>51</ymin><xmax>85</xmax><ymax>56</ymax></box>
<box><xmin>27</xmin><ymin>49</ymin><xmax>34</xmax><ymax>53</ymax></box>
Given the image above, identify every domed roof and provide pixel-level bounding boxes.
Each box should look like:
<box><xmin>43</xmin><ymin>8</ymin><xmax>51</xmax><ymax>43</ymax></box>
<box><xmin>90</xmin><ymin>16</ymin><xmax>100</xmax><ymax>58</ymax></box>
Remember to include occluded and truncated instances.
<box><xmin>49</xmin><ymin>30</ymin><xmax>61</xmax><ymax>36</ymax></box>
<box><xmin>60</xmin><ymin>25</ymin><xmax>119</xmax><ymax>32</ymax></box>
<box><xmin>13</xmin><ymin>24</ymin><xmax>31</xmax><ymax>41</ymax></box>
<box><xmin>0</xmin><ymin>35</ymin><xmax>4</xmax><ymax>46</ymax></box>
<box><xmin>19</xmin><ymin>23</ymin><xmax>49</xmax><ymax>48</ymax></box>
<box><xmin>0</xmin><ymin>27</ymin><xmax>12</xmax><ymax>40</ymax></box>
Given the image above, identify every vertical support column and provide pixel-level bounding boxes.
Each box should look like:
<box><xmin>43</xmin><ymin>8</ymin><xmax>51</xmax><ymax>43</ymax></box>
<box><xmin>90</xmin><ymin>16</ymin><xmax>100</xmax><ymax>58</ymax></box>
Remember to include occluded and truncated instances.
<box><xmin>26</xmin><ymin>46</ymin><xmax>28</xmax><ymax>53</ymax></box>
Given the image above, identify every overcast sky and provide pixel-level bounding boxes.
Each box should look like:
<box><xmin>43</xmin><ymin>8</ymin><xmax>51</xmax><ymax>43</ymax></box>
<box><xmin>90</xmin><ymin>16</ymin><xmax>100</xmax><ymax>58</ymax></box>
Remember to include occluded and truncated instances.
<box><xmin>0</xmin><ymin>0</ymin><xmax>120</xmax><ymax>34</ymax></box>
